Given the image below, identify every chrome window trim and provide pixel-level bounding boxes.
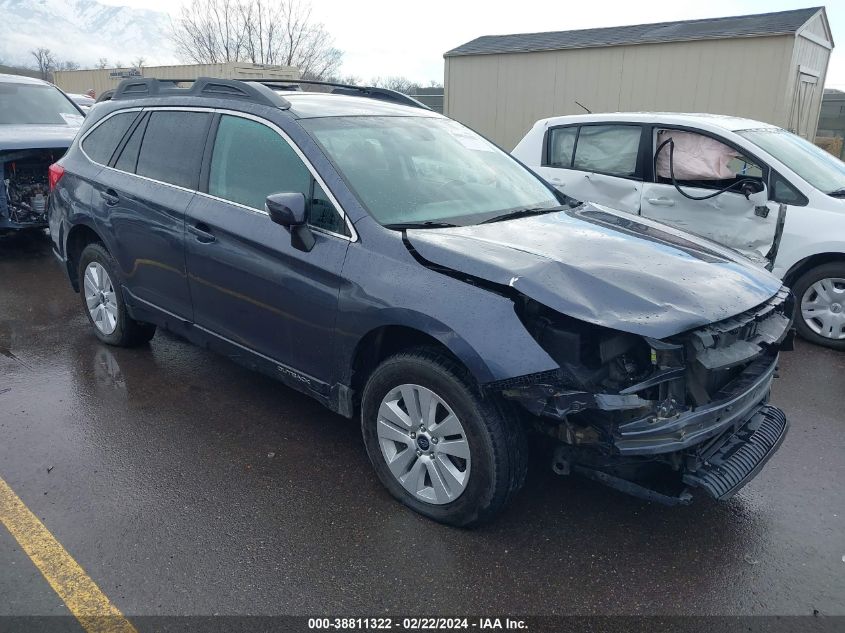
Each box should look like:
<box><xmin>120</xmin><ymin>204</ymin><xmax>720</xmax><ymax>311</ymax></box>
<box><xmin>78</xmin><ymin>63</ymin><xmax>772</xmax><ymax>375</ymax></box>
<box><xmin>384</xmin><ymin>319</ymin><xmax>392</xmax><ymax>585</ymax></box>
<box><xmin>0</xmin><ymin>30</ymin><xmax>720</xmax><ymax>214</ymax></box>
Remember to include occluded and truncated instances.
<box><xmin>79</xmin><ymin>105</ymin><xmax>357</xmax><ymax>242</ymax></box>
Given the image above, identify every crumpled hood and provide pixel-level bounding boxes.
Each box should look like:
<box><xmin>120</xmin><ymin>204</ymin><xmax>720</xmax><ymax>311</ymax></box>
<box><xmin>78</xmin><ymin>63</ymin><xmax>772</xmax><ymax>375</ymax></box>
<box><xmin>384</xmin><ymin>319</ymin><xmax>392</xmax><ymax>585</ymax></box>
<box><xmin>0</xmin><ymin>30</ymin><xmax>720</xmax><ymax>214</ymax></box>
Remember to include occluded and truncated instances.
<box><xmin>0</xmin><ymin>124</ymin><xmax>79</xmax><ymax>151</ymax></box>
<box><xmin>406</xmin><ymin>204</ymin><xmax>782</xmax><ymax>339</ymax></box>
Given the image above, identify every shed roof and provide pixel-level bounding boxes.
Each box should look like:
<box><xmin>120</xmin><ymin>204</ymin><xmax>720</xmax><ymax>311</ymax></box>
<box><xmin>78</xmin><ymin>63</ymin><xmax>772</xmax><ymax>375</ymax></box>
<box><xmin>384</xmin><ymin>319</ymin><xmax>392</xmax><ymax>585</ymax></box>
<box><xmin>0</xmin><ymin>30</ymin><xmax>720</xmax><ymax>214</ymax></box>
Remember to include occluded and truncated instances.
<box><xmin>444</xmin><ymin>7</ymin><xmax>823</xmax><ymax>57</ymax></box>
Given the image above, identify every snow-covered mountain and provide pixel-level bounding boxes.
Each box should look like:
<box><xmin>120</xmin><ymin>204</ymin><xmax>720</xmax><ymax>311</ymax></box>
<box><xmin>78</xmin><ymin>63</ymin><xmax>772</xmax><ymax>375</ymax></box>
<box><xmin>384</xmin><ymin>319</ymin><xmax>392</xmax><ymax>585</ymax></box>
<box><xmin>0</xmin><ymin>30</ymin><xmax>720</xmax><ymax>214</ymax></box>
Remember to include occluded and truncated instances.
<box><xmin>0</xmin><ymin>0</ymin><xmax>178</xmax><ymax>67</ymax></box>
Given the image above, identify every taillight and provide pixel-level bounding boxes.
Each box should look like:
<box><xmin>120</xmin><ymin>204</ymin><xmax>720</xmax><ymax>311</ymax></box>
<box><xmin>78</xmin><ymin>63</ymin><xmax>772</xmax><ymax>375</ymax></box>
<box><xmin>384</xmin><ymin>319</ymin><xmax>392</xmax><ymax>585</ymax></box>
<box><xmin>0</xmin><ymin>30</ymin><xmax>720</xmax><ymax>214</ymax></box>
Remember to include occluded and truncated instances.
<box><xmin>48</xmin><ymin>163</ymin><xmax>65</xmax><ymax>191</ymax></box>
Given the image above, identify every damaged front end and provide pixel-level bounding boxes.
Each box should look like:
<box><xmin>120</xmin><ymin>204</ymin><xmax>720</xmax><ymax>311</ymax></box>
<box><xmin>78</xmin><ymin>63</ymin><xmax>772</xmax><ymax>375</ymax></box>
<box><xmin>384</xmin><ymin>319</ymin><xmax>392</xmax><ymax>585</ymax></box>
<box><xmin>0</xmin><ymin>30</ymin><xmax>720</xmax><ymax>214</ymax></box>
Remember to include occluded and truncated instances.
<box><xmin>497</xmin><ymin>287</ymin><xmax>794</xmax><ymax>505</ymax></box>
<box><xmin>0</xmin><ymin>149</ymin><xmax>60</xmax><ymax>231</ymax></box>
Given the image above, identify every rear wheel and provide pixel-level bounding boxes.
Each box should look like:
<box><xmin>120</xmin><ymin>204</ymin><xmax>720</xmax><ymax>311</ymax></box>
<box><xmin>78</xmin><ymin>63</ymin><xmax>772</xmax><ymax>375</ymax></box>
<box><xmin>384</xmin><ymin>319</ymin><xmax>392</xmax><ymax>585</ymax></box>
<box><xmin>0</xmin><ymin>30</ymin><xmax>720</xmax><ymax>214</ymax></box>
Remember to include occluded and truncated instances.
<box><xmin>793</xmin><ymin>262</ymin><xmax>845</xmax><ymax>350</ymax></box>
<box><xmin>78</xmin><ymin>242</ymin><xmax>156</xmax><ymax>347</ymax></box>
<box><xmin>361</xmin><ymin>349</ymin><xmax>527</xmax><ymax>527</ymax></box>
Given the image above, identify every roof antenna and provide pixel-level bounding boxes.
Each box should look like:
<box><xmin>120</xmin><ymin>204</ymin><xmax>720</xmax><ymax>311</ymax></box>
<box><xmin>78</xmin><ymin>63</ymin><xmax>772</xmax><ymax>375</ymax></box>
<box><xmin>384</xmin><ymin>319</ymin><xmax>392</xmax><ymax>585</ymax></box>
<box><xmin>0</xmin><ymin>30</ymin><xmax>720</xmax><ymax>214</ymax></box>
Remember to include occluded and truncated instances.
<box><xmin>575</xmin><ymin>100</ymin><xmax>592</xmax><ymax>114</ymax></box>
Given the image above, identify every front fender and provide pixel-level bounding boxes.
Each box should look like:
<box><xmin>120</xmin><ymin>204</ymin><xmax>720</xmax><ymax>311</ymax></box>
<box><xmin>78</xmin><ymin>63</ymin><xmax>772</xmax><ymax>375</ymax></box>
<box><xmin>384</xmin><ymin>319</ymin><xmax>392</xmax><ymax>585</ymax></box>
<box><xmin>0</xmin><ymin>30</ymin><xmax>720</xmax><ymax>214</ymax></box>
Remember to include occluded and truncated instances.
<box><xmin>335</xmin><ymin>229</ymin><xmax>559</xmax><ymax>387</ymax></box>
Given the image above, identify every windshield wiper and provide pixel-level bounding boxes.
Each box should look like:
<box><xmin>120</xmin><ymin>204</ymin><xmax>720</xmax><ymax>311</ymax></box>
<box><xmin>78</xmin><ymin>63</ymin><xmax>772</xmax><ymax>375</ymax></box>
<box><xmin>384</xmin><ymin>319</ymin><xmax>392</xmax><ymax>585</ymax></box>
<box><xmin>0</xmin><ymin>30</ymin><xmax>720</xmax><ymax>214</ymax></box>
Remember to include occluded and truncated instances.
<box><xmin>480</xmin><ymin>206</ymin><xmax>561</xmax><ymax>224</ymax></box>
<box><xmin>384</xmin><ymin>221</ymin><xmax>459</xmax><ymax>230</ymax></box>
<box><xmin>828</xmin><ymin>188</ymin><xmax>845</xmax><ymax>197</ymax></box>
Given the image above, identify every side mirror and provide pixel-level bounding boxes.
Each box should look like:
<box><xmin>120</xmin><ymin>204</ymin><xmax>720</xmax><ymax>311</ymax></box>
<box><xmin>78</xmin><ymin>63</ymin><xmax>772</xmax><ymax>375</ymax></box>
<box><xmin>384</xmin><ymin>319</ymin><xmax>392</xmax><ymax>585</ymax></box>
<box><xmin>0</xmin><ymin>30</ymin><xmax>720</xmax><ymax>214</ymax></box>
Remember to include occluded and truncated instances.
<box><xmin>266</xmin><ymin>192</ymin><xmax>315</xmax><ymax>252</ymax></box>
<box><xmin>746</xmin><ymin>182</ymin><xmax>768</xmax><ymax>208</ymax></box>
<box><xmin>267</xmin><ymin>192</ymin><xmax>306</xmax><ymax>226</ymax></box>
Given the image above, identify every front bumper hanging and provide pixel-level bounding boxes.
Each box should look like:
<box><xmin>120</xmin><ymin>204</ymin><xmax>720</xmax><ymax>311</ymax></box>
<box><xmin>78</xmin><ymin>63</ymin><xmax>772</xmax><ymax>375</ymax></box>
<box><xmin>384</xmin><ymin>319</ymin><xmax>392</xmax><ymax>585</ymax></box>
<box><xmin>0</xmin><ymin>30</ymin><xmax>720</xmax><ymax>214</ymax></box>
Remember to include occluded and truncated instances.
<box><xmin>683</xmin><ymin>404</ymin><xmax>788</xmax><ymax>500</ymax></box>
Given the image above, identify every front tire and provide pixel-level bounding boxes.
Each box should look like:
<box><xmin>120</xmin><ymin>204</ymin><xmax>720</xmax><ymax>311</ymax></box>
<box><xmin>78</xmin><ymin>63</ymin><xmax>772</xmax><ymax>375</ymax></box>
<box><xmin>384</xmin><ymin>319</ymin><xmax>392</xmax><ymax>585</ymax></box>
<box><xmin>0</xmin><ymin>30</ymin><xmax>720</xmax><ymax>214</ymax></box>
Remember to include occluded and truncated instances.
<box><xmin>78</xmin><ymin>242</ymin><xmax>156</xmax><ymax>347</ymax></box>
<box><xmin>793</xmin><ymin>262</ymin><xmax>845</xmax><ymax>350</ymax></box>
<box><xmin>361</xmin><ymin>349</ymin><xmax>527</xmax><ymax>527</ymax></box>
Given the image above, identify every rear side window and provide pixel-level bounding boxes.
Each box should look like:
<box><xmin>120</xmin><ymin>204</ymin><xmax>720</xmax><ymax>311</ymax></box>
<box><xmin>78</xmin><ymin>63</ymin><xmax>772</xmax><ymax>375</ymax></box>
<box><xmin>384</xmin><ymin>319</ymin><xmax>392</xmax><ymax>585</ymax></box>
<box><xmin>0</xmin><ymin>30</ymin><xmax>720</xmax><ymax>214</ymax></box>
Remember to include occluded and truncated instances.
<box><xmin>82</xmin><ymin>112</ymin><xmax>137</xmax><ymax>165</ymax></box>
<box><xmin>573</xmin><ymin>125</ymin><xmax>642</xmax><ymax>177</ymax></box>
<box><xmin>136</xmin><ymin>111</ymin><xmax>211</xmax><ymax>189</ymax></box>
<box><xmin>208</xmin><ymin>115</ymin><xmax>311</xmax><ymax>210</ymax></box>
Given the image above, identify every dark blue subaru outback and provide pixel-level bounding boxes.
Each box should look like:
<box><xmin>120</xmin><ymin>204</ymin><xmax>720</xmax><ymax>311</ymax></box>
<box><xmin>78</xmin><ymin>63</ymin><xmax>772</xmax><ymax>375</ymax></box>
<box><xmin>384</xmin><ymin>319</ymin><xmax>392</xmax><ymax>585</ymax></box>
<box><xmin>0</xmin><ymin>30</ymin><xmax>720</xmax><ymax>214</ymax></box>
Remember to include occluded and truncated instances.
<box><xmin>50</xmin><ymin>77</ymin><xmax>793</xmax><ymax>526</ymax></box>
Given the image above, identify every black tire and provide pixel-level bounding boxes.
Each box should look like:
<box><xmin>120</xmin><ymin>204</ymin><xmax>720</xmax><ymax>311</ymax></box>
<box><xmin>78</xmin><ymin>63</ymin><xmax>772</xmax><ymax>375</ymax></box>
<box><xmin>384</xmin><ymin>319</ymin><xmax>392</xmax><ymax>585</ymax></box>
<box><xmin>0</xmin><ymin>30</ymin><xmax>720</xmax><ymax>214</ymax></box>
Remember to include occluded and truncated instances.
<box><xmin>791</xmin><ymin>262</ymin><xmax>845</xmax><ymax>351</ymax></box>
<box><xmin>77</xmin><ymin>242</ymin><xmax>156</xmax><ymax>347</ymax></box>
<box><xmin>361</xmin><ymin>348</ymin><xmax>527</xmax><ymax>527</ymax></box>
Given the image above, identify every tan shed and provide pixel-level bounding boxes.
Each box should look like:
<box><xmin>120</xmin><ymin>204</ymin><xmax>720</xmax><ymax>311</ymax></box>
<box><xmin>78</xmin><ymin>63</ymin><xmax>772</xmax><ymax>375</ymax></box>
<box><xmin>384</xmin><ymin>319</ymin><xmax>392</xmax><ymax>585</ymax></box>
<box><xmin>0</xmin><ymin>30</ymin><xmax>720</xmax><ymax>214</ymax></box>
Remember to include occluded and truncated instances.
<box><xmin>53</xmin><ymin>62</ymin><xmax>299</xmax><ymax>100</ymax></box>
<box><xmin>444</xmin><ymin>7</ymin><xmax>833</xmax><ymax>149</ymax></box>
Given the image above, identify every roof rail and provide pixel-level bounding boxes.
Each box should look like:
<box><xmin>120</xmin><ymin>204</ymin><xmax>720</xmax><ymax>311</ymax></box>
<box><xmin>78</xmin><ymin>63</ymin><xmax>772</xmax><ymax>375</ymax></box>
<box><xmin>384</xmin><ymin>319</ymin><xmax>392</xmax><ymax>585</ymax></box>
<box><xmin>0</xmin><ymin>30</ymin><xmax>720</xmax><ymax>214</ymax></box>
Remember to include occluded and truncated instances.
<box><xmin>254</xmin><ymin>79</ymin><xmax>432</xmax><ymax>110</ymax></box>
<box><xmin>103</xmin><ymin>77</ymin><xmax>291</xmax><ymax>109</ymax></box>
<box><xmin>98</xmin><ymin>76</ymin><xmax>432</xmax><ymax>111</ymax></box>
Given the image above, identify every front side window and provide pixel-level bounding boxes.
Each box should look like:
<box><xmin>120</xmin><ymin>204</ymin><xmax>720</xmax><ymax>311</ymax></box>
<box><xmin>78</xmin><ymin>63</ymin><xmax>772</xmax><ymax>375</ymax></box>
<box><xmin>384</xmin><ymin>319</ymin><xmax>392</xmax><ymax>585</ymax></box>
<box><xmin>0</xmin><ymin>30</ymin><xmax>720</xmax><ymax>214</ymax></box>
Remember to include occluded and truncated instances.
<box><xmin>301</xmin><ymin>116</ymin><xmax>558</xmax><ymax>226</ymax></box>
<box><xmin>573</xmin><ymin>125</ymin><xmax>642</xmax><ymax>177</ymax></box>
<box><xmin>738</xmin><ymin>127</ymin><xmax>845</xmax><ymax>195</ymax></box>
<box><xmin>654</xmin><ymin>129</ymin><xmax>764</xmax><ymax>191</ymax></box>
<box><xmin>209</xmin><ymin>115</ymin><xmax>311</xmax><ymax>211</ymax></box>
<box><xmin>0</xmin><ymin>82</ymin><xmax>83</xmax><ymax>125</ymax></box>
<box><xmin>136</xmin><ymin>111</ymin><xmax>211</xmax><ymax>189</ymax></box>
<box><xmin>82</xmin><ymin>112</ymin><xmax>137</xmax><ymax>165</ymax></box>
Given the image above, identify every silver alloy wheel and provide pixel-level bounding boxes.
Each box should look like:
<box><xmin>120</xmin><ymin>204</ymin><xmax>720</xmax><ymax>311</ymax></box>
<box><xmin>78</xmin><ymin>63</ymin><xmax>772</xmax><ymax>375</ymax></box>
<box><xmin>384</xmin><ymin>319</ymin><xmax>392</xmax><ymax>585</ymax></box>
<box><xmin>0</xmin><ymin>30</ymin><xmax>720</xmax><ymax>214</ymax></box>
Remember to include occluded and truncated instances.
<box><xmin>801</xmin><ymin>277</ymin><xmax>845</xmax><ymax>340</ymax></box>
<box><xmin>376</xmin><ymin>383</ymin><xmax>471</xmax><ymax>505</ymax></box>
<box><xmin>83</xmin><ymin>262</ymin><xmax>118</xmax><ymax>335</ymax></box>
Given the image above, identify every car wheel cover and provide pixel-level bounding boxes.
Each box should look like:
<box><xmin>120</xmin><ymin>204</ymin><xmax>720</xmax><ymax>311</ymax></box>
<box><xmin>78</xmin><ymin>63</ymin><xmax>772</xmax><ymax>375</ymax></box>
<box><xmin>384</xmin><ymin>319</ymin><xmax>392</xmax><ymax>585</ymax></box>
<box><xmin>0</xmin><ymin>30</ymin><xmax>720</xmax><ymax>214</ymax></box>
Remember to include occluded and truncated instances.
<box><xmin>376</xmin><ymin>383</ymin><xmax>471</xmax><ymax>505</ymax></box>
<box><xmin>84</xmin><ymin>262</ymin><xmax>118</xmax><ymax>335</ymax></box>
<box><xmin>801</xmin><ymin>277</ymin><xmax>845</xmax><ymax>340</ymax></box>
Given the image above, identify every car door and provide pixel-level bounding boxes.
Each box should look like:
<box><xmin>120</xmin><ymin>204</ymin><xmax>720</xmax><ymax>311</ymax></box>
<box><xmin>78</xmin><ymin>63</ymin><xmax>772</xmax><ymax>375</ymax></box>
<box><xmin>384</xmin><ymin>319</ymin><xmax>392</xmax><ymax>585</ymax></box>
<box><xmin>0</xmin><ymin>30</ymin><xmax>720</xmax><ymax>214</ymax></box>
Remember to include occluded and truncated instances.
<box><xmin>184</xmin><ymin>113</ymin><xmax>351</xmax><ymax>385</ymax></box>
<box><xmin>91</xmin><ymin>109</ymin><xmax>212</xmax><ymax>318</ymax></box>
<box><xmin>639</xmin><ymin>127</ymin><xmax>779</xmax><ymax>264</ymax></box>
<box><xmin>531</xmin><ymin>123</ymin><xmax>644</xmax><ymax>213</ymax></box>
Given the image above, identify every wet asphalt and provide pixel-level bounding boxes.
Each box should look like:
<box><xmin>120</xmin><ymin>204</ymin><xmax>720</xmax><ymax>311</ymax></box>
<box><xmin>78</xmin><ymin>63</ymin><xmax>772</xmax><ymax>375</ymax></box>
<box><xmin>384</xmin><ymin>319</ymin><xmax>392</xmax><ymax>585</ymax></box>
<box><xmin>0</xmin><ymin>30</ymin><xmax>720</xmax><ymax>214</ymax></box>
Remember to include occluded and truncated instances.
<box><xmin>0</xmin><ymin>230</ymin><xmax>843</xmax><ymax>619</ymax></box>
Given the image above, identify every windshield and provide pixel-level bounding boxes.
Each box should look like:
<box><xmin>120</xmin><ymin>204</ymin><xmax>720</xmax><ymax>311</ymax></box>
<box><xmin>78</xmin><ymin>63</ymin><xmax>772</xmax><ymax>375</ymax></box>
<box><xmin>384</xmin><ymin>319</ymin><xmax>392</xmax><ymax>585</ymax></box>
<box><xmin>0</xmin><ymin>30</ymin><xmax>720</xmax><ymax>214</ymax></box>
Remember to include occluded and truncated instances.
<box><xmin>301</xmin><ymin>116</ymin><xmax>559</xmax><ymax>225</ymax></box>
<box><xmin>0</xmin><ymin>83</ymin><xmax>84</xmax><ymax>125</ymax></box>
<box><xmin>737</xmin><ymin>128</ymin><xmax>845</xmax><ymax>194</ymax></box>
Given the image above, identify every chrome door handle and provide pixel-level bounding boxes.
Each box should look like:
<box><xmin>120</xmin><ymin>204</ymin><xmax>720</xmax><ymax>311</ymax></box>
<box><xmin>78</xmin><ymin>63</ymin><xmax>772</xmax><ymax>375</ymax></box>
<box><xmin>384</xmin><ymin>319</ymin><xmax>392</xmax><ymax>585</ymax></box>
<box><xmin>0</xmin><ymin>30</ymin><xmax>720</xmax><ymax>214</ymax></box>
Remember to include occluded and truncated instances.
<box><xmin>645</xmin><ymin>197</ymin><xmax>675</xmax><ymax>207</ymax></box>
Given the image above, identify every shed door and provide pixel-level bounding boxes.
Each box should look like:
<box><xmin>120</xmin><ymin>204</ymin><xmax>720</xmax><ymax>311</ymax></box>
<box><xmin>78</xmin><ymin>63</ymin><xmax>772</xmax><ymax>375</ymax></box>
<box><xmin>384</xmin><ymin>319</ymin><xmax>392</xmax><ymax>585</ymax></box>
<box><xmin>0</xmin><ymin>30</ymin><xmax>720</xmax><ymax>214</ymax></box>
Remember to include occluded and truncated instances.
<box><xmin>790</xmin><ymin>68</ymin><xmax>820</xmax><ymax>139</ymax></box>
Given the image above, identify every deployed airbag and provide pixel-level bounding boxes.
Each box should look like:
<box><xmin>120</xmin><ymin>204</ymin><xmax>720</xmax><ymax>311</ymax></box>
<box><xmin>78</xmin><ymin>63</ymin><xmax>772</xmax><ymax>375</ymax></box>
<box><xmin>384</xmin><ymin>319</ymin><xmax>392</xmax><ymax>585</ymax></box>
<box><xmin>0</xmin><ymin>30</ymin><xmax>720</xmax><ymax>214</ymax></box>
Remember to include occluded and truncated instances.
<box><xmin>656</xmin><ymin>130</ymin><xmax>738</xmax><ymax>180</ymax></box>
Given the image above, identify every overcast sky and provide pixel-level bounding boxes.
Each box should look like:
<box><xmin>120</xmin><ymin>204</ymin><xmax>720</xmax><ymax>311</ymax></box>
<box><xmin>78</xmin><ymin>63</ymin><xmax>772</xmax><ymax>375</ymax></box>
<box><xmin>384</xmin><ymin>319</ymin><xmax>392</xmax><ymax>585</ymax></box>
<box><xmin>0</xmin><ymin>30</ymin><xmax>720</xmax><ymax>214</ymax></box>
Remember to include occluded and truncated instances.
<box><xmin>97</xmin><ymin>0</ymin><xmax>843</xmax><ymax>88</ymax></box>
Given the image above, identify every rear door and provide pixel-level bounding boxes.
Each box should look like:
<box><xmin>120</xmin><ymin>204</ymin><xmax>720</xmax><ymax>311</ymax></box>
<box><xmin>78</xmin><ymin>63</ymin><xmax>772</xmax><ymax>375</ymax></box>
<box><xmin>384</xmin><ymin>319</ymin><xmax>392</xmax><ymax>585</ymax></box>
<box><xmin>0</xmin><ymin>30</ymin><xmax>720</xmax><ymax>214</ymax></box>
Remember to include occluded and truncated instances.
<box><xmin>92</xmin><ymin>109</ymin><xmax>212</xmax><ymax>318</ymax></box>
<box><xmin>639</xmin><ymin>127</ymin><xmax>779</xmax><ymax>264</ymax></box>
<box><xmin>532</xmin><ymin>123</ymin><xmax>644</xmax><ymax>213</ymax></box>
<box><xmin>184</xmin><ymin>113</ymin><xmax>351</xmax><ymax>385</ymax></box>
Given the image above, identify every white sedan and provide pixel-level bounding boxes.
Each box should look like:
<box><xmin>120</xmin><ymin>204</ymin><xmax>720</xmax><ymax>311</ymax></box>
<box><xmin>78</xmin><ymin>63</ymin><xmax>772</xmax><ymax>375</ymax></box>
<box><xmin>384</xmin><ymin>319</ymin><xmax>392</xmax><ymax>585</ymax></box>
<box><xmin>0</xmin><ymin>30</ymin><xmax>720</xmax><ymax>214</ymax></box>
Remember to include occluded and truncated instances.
<box><xmin>513</xmin><ymin>112</ymin><xmax>845</xmax><ymax>350</ymax></box>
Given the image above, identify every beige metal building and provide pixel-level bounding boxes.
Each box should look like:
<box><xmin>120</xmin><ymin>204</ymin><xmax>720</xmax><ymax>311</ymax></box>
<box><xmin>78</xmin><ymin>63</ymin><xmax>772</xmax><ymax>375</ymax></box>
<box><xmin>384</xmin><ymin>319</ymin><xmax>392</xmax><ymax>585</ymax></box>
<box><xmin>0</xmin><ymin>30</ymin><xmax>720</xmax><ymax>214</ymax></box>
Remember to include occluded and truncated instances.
<box><xmin>54</xmin><ymin>62</ymin><xmax>299</xmax><ymax>98</ymax></box>
<box><xmin>444</xmin><ymin>7</ymin><xmax>833</xmax><ymax>149</ymax></box>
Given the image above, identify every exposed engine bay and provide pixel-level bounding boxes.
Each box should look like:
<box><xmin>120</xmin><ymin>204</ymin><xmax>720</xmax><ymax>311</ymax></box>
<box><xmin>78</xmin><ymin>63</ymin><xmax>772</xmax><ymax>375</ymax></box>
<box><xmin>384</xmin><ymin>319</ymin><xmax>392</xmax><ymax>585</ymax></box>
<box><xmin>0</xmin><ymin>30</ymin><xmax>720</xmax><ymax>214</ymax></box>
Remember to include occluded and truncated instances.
<box><xmin>0</xmin><ymin>149</ymin><xmax>59</xmax><ymax>227</ymax></box>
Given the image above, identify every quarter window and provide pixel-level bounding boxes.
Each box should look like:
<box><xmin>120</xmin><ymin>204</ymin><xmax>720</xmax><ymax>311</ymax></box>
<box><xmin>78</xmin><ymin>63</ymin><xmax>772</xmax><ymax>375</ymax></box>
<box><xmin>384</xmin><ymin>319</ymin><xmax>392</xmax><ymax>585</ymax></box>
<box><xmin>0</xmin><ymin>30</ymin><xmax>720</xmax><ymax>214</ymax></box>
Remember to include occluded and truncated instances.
<box><xmin>310</xmin><ymin>181</ymin><xmax>347</xmax><ymax>235</ymax></box>
<box><xmin>113</xmin><ymin>115</ymin><xmax>147</xmax><ymax>173</ymax></box>
<box><xmin>136</xmin><ymin>111</ymin><xmax>211</xmax><ymax>189</ymax></box>
<box><xmin>572</xmin><ymin>125</ymin><xmax>642</xmax><ymax>177</ymax></box>
<box><xmin>547</xmin><ymin>126</ymin><xmax>577</xmax><ymax>167</ymax></box>
<box><xmin>82</xmin><ymin>112</ymin><xmax>137</xmax><ymax>165</ymax></box>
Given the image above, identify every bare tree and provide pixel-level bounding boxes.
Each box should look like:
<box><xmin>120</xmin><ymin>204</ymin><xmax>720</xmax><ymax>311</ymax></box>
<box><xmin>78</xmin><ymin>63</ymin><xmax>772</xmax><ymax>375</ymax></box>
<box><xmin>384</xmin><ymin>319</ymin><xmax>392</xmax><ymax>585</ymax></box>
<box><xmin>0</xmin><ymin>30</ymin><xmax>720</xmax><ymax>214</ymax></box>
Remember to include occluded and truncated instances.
<box><xmin>31</xmin><ymin>48</ymin><xmax>57</xmax><ymax>80</ymax></box>
<box><xmin>274</xmin><ymin>0</ymin><xmax>341</xmax><ymax>79</ymax></box>
<box><xmin>114</xmin><ymin>60</ymin><xmax>124</xmax><ymax>68</ymax></box>
<box><xmin>132</xmin><ymin>56</ymin><xmax>146</xmax><ymax>69</ymax></box>
<box><xmin>171</xmin><ymin>0</ymin><xmax>342</xmax><ymax>79</ymax></box>
<box><xmin>370</xmin><ymin>76</ymin><xmax>420</xmax><ymax>94</ymax></box>
<box><xmin>172</xmin><ymin>0</ymin><xmax>249</xmax><ymax>64</ymax></box>
<box><xmin>58</xmin><ymin>60</ymin><xmax>80</xmax><ymax>71</ymax></box>
<box><xmin>96</xmin><ymin>57</ymin><xmax>109</xmax><ymax>69</ymax></box>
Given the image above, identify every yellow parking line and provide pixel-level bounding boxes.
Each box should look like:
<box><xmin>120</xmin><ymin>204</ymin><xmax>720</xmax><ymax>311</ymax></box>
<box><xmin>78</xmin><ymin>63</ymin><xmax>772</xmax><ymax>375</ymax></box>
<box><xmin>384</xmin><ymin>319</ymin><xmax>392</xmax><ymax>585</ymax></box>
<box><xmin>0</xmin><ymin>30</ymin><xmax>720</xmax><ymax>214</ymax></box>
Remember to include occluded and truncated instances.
<box><xmin>0</xmin><ymin>476</ymin><xmax>137</xmax><ymax>633</ymax></box>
